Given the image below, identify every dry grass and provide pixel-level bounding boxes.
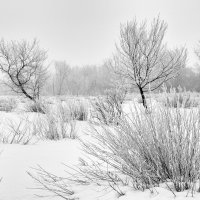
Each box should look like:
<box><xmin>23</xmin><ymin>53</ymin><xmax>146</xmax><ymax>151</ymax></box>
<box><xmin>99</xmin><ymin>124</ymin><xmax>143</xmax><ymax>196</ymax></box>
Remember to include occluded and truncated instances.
<box><xmin>28</xmin><ymin>166</ymin><xmax>75</xmax><ymax>199</ymax></box>
<box><xmin>79</xmin><ymin>105</ymin><xmax>200</xmax><ymax>194</ymax></box>
<box><xmin>91</xmin><ymin>89</ymin><xmax>126</xmax><ymax>125</ymax></box>
<box><xmin>35</xmin><ymin>103</ymin><xmax>78</xmax><ymax>140</ymax></box>
<box><xmin>158</xmin><ymin>87</ymin><xmax>199</xmax><ymax>108</ymax></box>
<box><xmin>29</xmin><ymin>95</ymin><xmax>200</xmax><ymax>197</ymax></box>
<box><xmin>67</xmin><ymin>100</ymin><xmax>88</xmax><ymax>121</ymax></box>
<box><xmin>0</xmin><ymin>118</ymin><xmax>35</xmax><ymax>144</ymax></box>
<box><xmin>25</xmin><ymin>100</ymin><xmax>48</xmax><ymax>114</ymax></box>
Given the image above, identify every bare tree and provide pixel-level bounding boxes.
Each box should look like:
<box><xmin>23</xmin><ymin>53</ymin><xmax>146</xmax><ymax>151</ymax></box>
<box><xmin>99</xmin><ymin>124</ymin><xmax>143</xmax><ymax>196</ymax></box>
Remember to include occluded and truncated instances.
<box><xmin>0</xmin><ymin>39</ymin><xmax>48</xmax><ymax>101</ymax></box>
<box><xmin>112</xmin><ymin>16</ymin><xmax>187</xmax><ymax>108</ymax></box>
<box><xmin>54</xmin><ymin>61</ymin><xmax>70</xmax><ymax>95</ymax></box>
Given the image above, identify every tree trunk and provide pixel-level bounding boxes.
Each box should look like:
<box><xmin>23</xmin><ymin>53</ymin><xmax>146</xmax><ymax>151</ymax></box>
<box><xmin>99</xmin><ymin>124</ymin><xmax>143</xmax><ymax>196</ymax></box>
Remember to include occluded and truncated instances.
<box><xmin>139</xmin><ymin>87</ymin><xmax>147</xmax><ymax>110</ymax></box>
<box><xmin>19</xmin><ymin>84</ymin><xmax>34</xmax><ymax>101</ymax></box>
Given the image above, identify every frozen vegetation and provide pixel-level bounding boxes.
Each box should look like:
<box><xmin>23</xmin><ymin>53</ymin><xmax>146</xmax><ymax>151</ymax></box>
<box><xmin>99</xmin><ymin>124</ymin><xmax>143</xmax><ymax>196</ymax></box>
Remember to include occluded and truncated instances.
<box><xmin>0</xmin><ymin>15</ymin><xmax>198</xmax><ymax>200</ymax></box>
<box><xmin>0</xmin><ymin>91</ymin><xmax>199</xmax><ymax>200</ymax></box>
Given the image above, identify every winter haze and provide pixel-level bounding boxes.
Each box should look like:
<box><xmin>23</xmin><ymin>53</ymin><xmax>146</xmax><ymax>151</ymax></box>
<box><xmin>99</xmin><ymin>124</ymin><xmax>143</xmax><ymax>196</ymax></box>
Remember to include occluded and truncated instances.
<box><xmin>0</xmin><ymin>0</ymin><xmax>199</xmax><ymax>66</ymax></box>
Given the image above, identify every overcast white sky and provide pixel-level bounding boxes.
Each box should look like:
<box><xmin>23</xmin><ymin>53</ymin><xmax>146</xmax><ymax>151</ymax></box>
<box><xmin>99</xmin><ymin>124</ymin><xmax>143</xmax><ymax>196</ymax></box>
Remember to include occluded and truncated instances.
<box><xmin>0</xmin><ymin>0</ymin><xmax>200</xmax><ymax>67</ymax></box>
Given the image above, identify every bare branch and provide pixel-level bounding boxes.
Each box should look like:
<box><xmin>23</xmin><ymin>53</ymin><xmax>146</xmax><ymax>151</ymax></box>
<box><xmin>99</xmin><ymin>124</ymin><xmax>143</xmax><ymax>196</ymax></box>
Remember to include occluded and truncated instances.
<box><xmin>0</xmin><ymin>39</ymin><xmax>48</xmax><ymax>101</ymax></box>
<box><xmin>111</xmin><ymin>16</ymin><xmax>187</xmax><ymax>108</ymax></box>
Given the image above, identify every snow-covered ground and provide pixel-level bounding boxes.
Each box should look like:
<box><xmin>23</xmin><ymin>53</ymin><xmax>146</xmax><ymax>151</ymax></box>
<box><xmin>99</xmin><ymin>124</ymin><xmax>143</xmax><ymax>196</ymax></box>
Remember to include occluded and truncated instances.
<box><xmin>0</xmin><ymin>96</ymin><xmax>199</xmax><ymax>200</ymax></box>
<box><xmin>0</xmin><ymin>140</ymin><xmax>80</xmax><ymax>199</ymax></box>
<box><xmin>1</xmin><ymin>135</ymin><xmax>200</xmax><ymax>200</ymax></box>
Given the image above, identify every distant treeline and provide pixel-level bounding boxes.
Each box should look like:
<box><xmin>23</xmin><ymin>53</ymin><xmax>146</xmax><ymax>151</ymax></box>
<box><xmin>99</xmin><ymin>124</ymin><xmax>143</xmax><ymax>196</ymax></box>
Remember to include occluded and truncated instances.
<box><xmin>42</xmin><ymin>61</ymin><xmax>200</xmax><ymax>96</ymax></box>
<box><xmin>168</xmin><ymin>67</ymin><xmax>200</xmax><ymax>92</ymax></box>
<box><xmin>44</xmin><ymin>62</ymin><xmax>114</xmax><ymax>96</ymax></box>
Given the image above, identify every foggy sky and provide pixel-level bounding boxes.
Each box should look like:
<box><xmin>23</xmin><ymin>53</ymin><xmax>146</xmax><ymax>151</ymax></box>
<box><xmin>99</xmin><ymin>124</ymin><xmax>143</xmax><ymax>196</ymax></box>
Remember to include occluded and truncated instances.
<box><xmin>1</xmin><ymin>0</ymin><xmax>200</xmax><ymax>67</ymax></box>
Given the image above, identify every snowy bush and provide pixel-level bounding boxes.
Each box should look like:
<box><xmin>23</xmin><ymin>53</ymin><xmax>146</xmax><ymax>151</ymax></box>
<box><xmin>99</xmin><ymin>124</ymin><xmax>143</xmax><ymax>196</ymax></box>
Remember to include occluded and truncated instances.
<box><xmin>29</xmin><ymin>103</ymin><xmax>200</xmax><ymax>197</ymax></box>
<box><xmin>56</xmin><ymin>99</ymin><xmax>89</xmax><ymax>121</ymax></box>
<box><xmin>0</xmin><ymin>118</ymin><xmax>35</xmax><ymax>144</ymax></box>
<box><xmin>28</xmin><ymin>166</ymin><xmax>75</xmax><ymax>199</ymax></box>
<box><xmin>67</xmin><ymin>99</ymin><xmax>88</xmax><ymax>121</ymax></box>
<box><xmin>26</xmin><ymin>100</ymin><xmax>48</xmax><ymax>114</ymax></box>
<box><xmin>160</xmin><ymin>86</ymin><xmax>199</xmax><ymax>108</ymax></box>
<box><xmin>78</xmin><ymin>105</ymin><xmax>200</xmax><ymax>193</ymax></box>
<box><xmin>91</xmin><ymin>88</ymin><xmax>126</xmax><ymax>125</ymax></box>
<box><xmin>36</xmin><ymin>108</ymin><xmax>78</xmax><ymax>140</ymax></box>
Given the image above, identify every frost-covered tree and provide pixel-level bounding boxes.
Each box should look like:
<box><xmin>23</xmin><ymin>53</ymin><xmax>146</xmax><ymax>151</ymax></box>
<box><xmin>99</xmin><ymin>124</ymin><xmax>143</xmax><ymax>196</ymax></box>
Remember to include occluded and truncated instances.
<box><xmin>0</xmin><ymin>39</ymin><xmax>48</xmax><ymax>101</ymax></box>
<box><xmin>112</xmin><ymin>17</ymin><xmax>187</xmax><ymax>108</ymax></box>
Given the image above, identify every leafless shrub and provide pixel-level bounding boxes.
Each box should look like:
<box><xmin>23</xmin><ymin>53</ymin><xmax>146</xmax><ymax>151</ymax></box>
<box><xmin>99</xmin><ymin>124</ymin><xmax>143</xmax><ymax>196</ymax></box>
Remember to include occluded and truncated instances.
<box><xmin>36</xmin><ymin>108</ymin><xmax>78</xmax><ymax>140</ymax></box>
<box><xmin>0</xmin><ymin>118</ymin><xmax>34</xmax><ymax>144</ymax></box>
<box><xmin>56</xmin><ymin>99</ymin><xmax>88</xmax><ymax>121</ymax></box>
<box><xmin>68</xmin><ymin>100</ymin><xmax>88</xmax><ymax>121</ymax></box>
<box><xmin>28</xmin><ymin>161</ymin><xmax>125</xmax><ymax>199</ymax></box>
<box><xmin>65</xmin><ymin>160</ymin><xmax>126</xmax><ymax>197</ymax></box>
<box><xmin>91</xmin><ymin>88</ymin><xmax>126</xmax><ymax>125</ymax></box>
<box><xmin>79</xmin><ymin>105</ymin><xmax>200</xmax><ymax>194</ymax></box>
<box><xmin>29</xmin><ymin>102</ymin><xmax>200</xmax><ymax>197</ymax></box>
<box><xmin>28</xmin><ymin>166</ymin><xmax>75</xmax><ymax>199</ymax></box>
<box><xmin>25</xmin><ymin>100</ymin><xmax>48</xmax><ymax>114</ymax></box>
<box><xmin>56</xmin><ymin>101</ymin><xmax>71</xmax><ymax>123</ymax></box>
<box><xmin>36</xmin><ymin>113</ymin><xmax>65</xmax><ymax>140</ymax></box>
<box><xmin>160</xmin><ymin>86</ymin><xmax>199</xmax><ymax>108</ymax></box>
